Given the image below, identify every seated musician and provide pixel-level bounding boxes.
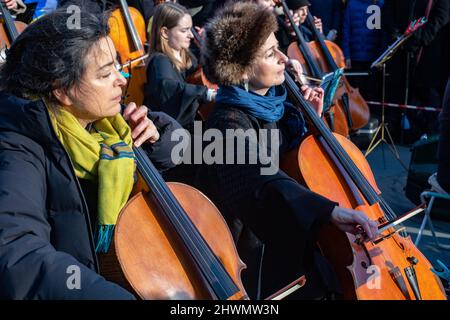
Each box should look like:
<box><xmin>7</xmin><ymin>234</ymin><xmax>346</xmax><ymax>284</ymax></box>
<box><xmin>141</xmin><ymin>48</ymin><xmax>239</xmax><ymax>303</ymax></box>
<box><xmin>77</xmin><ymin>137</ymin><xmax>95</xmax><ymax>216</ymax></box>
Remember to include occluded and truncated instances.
<box><xmin>196</xmin><ymin>1</ymin><xmax>378</xmax><ymax>299</ymax></box>
<box><xmin>278</xmin><ymin>0</ymin><xmax>323</xmax><ymax>45</ymax></box>
<box><xmin>144</xmin><ymin>2</ymin><xmax>216</xmax><ymax>132</ymax></box>
<box><xmin>0</xmin><ymin>9</ymin><xmax>182</xmax><ymax>299</ymax></box>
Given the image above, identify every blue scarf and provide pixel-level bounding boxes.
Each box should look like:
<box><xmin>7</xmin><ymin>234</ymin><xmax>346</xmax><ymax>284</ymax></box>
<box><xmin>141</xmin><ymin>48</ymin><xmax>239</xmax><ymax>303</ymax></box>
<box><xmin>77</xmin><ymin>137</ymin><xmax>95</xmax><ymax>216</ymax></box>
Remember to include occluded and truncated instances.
<box><xmin>216</xmin><ymin>84</ymin><xmax>307</xmax><ymax>151</ymax></box>
<box><xmin>216</xmin><ymin>85</ymin><xmax>287</xmax><ymax>122</ymax></box>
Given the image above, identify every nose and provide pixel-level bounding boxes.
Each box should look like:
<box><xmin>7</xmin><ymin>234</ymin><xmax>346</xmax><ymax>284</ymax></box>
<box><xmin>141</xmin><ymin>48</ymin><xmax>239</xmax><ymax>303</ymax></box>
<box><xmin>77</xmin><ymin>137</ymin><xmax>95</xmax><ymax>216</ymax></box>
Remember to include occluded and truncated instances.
<box><xmin>276</xmin><ymin>48</ymin><xmax>289</xmax><ymax>64</ymax></box>
<box><xmin>115</xmin><ymin>68</ymin><xmax>127</xmax><ymax>87</ymax></box>
<box><xmin>188</xmin><ymin>30</ymin><xmax>194</xmax><ymax>39</ymax></box>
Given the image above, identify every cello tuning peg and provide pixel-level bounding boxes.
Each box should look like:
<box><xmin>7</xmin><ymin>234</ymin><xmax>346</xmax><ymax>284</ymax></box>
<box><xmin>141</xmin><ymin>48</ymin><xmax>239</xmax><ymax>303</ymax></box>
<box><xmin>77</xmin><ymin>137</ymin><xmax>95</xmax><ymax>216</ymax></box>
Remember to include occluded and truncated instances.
<box><xmin>407</xmin><ymin>256</ymin><xmax>419</xmax><ymax>265</ymax></box>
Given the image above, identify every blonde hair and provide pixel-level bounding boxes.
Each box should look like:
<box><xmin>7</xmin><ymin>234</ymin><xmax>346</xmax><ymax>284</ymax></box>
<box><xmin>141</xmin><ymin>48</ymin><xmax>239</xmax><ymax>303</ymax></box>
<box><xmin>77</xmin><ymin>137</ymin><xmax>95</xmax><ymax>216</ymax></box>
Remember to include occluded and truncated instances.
<box><xmin>149</xmin><ymin>2</ymin><xmax>193</xmax><ymax>71</ymax></box>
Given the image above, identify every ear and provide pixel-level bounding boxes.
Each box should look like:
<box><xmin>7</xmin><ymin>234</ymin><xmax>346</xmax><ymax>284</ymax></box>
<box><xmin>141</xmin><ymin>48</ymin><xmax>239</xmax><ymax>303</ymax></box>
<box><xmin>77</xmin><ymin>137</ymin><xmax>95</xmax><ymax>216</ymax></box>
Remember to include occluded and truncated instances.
<box><xmin>241</xmin><ymin>72</ymin><xmax>249</xmax><ymax>82</ymax></box>
<box><xmin>52</xmin><ymin>88</ymin><xmax>73</xmax><ymax>106</ymax></box>
<box><xmin>160</xmin><ymin>26</ymin><xmax>170</xmax><ymax>40</ymax></box>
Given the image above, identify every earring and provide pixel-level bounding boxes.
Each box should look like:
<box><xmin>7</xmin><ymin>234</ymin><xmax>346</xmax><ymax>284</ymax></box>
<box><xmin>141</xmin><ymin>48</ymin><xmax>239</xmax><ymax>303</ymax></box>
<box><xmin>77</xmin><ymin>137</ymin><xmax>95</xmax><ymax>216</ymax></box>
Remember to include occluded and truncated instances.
<box><xmin>243</xmin><ymin>78</ymin><xmax>249</xmax><ymax>92</ymax></box>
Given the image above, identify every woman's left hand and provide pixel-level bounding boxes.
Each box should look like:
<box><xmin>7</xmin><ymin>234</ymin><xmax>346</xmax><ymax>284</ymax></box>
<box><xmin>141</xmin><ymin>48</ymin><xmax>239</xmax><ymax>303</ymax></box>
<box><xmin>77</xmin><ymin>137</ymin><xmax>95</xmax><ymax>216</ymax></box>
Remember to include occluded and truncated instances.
<box><xmin>123</xmin><ymin>102</ymin><xmax>160</xmax><ymax>147</ymax></box>
<box><xmin>301</xmin><ymin>85</ymin><xmax>324</xmax><ymax>116</ymax></box>
<box><xmin>314</xmin><ymin>16</ymin><xmax>323</xmax><ymax>34</ymax></box>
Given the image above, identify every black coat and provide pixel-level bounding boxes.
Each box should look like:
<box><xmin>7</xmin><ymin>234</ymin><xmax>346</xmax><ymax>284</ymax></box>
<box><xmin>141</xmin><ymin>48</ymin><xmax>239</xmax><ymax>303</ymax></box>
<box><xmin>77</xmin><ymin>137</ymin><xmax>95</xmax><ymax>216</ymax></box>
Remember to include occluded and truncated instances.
<box><xmin>0</xmin><ymin>93</ymin><xmax>181</xmax><ymax>299</ymax></box>
<box><xmin>195</xmin><ymin>101</ymin><xmax>339</xmax><ymax>299</ymax></box>
<box><xmin>144</xmin><ymin>52</ymin><xmax>208</xmax><ymax>130</ymax></box>
<box><xmin>382</xmin><ymin>0</ymin><xmax>450</xmax><ymax>90</ymax></box>
<box><xmin>438</xmin><ymin>77</ymin><xmax>450</xmax><ymax>192</ymax></box>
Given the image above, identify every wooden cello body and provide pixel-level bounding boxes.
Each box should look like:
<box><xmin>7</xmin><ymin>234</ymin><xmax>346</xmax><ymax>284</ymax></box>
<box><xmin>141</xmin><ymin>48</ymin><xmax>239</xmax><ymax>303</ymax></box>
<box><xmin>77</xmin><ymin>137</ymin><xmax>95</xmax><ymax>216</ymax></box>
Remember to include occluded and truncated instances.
<box><xmin>0</xmin><ymin>1</ymin><xmax>26</xmax><ymax>55</ymax></box>
<box><xmin>305</xmin><ymin>12</ymin><xmax>370</xmax><ymax>131</ymax></box>
<box><xmin>281</xmin><ymin>72</ymin><xmax>446</xmax><ymax>300</ymax></box>
<box><xmin>276</xmin><ymin>0</ymin><xmax>350</xmax><ymax>137</ymax></box>
<box><xmin>99</xmin><ymin>147</ymin><xmax>248</xmax><ymax>300</ymax></box>
<box><xmin>286</xmin><ymin>42</ymin><xmax>351</xmax><ymax>136</ymax></box>
<box><xmin>109</xmin><ymin>0</ymin><xmax>147</xmax><ymax>105</ymax></box>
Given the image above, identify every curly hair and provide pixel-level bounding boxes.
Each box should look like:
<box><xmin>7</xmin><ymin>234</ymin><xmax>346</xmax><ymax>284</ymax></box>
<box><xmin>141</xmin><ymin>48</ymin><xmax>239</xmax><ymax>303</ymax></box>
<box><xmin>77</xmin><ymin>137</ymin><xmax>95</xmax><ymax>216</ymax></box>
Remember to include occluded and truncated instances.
<box><xmin>0</xmin><ymin>9</ymin><xmax>110</xmax><ymax>100</ymax></box>
<box><xmin>201</xmin><ymin>1</ymin><xmax>278</xmax><ymax>86</ymax></box>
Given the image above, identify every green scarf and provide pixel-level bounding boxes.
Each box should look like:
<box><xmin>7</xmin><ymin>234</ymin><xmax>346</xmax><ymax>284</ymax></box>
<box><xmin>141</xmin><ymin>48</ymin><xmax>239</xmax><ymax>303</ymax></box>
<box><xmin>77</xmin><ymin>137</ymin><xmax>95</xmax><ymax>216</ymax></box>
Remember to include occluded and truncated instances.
<box><xmin>47</xmin><ymin>105</ymin><xmax>135</xmax><ymax>253</ymax></box>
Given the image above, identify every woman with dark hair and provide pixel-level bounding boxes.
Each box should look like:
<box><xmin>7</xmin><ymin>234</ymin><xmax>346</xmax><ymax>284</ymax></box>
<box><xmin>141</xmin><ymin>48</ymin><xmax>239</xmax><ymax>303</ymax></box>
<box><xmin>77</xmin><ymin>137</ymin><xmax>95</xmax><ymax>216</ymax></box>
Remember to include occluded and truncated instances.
<box><xmin>198</xmin><ymin>1</ymin><xmax>378</xmax><ymax>299</ymax></box>
<box><xmin>144</xmin><ymin>2</ymin><xmax>215</xmax><ymax>131</ymax></box>
<box><xmin>0</xmin><ymin>9</ymin><xmax>181</xmax><ymax>299</ymax></box>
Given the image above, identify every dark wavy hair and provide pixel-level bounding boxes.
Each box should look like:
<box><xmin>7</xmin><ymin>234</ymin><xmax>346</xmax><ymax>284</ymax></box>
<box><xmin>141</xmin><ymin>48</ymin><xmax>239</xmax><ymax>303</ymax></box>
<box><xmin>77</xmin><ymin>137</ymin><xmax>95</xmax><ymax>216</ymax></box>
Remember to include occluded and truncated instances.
<box><xmin>0</xmin><ymin>9</ymin><xmax>110</xmax><ymax>100</ymax></box>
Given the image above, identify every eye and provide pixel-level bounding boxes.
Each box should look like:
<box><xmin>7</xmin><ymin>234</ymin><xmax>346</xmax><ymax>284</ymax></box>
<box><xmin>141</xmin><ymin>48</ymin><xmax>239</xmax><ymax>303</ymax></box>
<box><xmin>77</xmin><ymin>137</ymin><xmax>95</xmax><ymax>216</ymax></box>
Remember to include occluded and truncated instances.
<box><xmin>101</xmin><ymin>72</ymin><xmax>111</xmax><ymax>79</ymax></box>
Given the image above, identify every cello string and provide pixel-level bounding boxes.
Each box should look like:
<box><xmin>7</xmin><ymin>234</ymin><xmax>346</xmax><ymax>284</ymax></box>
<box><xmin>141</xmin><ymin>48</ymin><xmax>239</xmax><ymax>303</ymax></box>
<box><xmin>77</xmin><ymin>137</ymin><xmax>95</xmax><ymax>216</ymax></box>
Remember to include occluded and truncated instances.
<box><xmin>134</xmin><ymin>148</ymin><xmax>238</xmax><ymax>296</ymax></box>
<box><xmin>285</xmin><ymin>73</ymin><xmax>399</xmax><ymax>222</ymax></box>
<box><xmin>134</xmin><ymin>148</ymin><xmax>236</xmax><ymax>296</ymax></box>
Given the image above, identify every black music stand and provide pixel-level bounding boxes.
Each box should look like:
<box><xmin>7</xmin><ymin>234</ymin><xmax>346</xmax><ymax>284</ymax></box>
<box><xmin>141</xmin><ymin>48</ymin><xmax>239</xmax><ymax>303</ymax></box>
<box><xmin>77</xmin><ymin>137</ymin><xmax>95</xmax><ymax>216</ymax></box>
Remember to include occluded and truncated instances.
<box><xmin>364</xmin><ymin>19</ymin><xmax>426</xmax><ymax>170</ymax></box>
<box><xmin>365</xmin><ymin>47</ymin><xmax>407</xmax><ymax>170</ymax></box>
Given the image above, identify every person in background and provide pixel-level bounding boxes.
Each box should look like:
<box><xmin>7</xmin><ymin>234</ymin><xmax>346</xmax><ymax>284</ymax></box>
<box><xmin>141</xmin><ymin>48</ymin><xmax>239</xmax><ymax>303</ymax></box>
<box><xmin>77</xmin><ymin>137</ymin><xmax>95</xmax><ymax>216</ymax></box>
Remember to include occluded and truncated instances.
<box><xmin>144</xmin><ymin>2</ymin><xmax>215</xmax><ymax>131</ymax></box>
<box><xmin>198</xmin><ymin>1</ymin><xmax>378</xmax><ymax>299</ymax></box>
<box><xmin>0</xmin><ymin>9</ymin><xmax>181</xmax><ymax>299</ymax></box>
<box><xmin>382</xmin><ymin>0</ymin><xmax>449</xmax><ymax>142</ymax></box>
<box><xmin>309</xmin><ymin>0</ymin><xmax>342</xmax><ymax>41</ymax></box>
<box><xmin>342</xmin><ymin>0</ymin><xmax>384</xmax><ymax>101</ymax></box>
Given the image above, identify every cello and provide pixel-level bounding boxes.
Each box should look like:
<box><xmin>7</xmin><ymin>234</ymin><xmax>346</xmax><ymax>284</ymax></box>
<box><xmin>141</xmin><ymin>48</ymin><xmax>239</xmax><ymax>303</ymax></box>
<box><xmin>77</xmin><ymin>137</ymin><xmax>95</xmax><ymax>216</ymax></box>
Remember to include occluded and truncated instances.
<box><xmin>99</xmin><ymin>145</ymin><xmax>248</xmax><ymax>299</ymax></box>
<box><xmin>275</xmin><ymin>0</ymin><xmax>350</xmax><ymax>137</ymax></box>
<box><xmin>305</xmin><ymin>11</ymin><xmax>370</xmax><ymax>131</ymax></box>
<box><xmin>108</xmin><ymin>0</ymin><xmax>148</xmax><ymax>105</ymax></box>
<box><xmin>280</xmin><ymin>71</ymin><xmax>446</xmax><ymax>299</ymax></box>
<box><xmin>0</xmin><ymin>0</ymin><xmax>26</xmax><ymax>61</ymax></box>
<box><xmin>99</xmin><ymin>144</ymin><xmax>306</xmax><ymax>299</ymax></box>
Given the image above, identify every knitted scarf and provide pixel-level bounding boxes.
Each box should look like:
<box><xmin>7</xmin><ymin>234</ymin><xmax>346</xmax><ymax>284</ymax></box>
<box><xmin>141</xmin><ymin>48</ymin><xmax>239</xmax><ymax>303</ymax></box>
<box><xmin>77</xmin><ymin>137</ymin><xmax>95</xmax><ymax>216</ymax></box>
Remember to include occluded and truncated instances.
<box><xmin>47</xmin><ymin>105</ymin><xmax>135</xmax><ymax>253</ymax></box>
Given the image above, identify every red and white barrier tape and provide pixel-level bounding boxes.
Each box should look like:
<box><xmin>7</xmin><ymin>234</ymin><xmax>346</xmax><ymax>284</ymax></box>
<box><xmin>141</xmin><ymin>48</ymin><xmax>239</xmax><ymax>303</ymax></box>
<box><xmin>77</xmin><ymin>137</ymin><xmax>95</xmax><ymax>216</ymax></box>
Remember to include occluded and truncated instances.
<box><xmin>367</xmin><ymin>101</ymin><xmax>442</xmax><ymax>112</ymax></box>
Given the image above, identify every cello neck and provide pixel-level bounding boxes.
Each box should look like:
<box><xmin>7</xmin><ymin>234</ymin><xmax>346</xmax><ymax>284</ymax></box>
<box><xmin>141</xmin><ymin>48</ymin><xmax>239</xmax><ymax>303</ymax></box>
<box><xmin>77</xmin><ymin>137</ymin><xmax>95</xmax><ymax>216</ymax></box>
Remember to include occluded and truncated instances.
<box><xmin>283</xmin><ymin>73</ymin><xmax>396</xmax><ymax>218</ymax></box>
<box><xmin>117</xmin><ymin>0</ymin><xmax>144</xmax><ymax>52</ymax></box>
<box><xmin>0</xmin><ymin>1</ymin><xmax>19</xmax><ymax>43</ymax></box>
<box><xmin>191</xmin><ymin>27</ymin><xmax>204</xmax><ymax>49</ymax></box>
<box><xmin>132</xmin><ymin>147</ymin><xmax>240</xmax><ymax>299</ymax></box>
<box><xmin>306</xmin><ymin>12</ymin><xmax>338</xmax><ymax>71</ymax></box>
<box><xmin>278</xmin><ymin>0</ymin><xmax>323</xmax><ymax>78</ymax></box>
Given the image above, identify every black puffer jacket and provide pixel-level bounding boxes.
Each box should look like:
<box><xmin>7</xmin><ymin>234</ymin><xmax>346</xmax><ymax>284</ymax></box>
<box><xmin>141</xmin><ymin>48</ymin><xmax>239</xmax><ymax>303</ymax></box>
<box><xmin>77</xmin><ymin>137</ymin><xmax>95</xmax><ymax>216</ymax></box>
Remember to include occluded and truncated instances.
<box><xmin>0</xmin><ymin>93</ymin><xmax>180</xmax><ymax>299</ymax></box>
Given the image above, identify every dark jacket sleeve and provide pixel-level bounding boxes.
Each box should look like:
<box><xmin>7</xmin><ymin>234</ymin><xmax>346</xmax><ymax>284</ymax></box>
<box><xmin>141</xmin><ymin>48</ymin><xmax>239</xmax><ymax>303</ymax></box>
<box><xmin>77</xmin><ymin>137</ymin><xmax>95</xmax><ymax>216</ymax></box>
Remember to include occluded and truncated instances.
<box><xmin>414</xmin><ymin>0</ymin><xmax>449</xmax><ymax>47</ymax></box>
<box><xmin>142</xmin><ymin>111</ymin><xmax>183</xmax><ymax>172</ymax></box>
<box><xmin>0</xmin><ymin>133</ymin><xmax>135</xmax><ymax>299</ymax></box>
<box><xmin>144</xmin><ymin>53</ymin><xmax>208</xmax><ymax>128</ymax></box>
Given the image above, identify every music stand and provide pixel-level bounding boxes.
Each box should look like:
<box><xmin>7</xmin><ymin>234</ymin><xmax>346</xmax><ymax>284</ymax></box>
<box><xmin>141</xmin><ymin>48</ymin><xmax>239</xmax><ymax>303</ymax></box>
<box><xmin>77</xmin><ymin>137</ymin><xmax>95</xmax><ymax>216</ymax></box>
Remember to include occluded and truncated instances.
<box><xmin>364</xmin><ymin>18</ymin><xmax>427</xmax><ymax>170</ymax></box>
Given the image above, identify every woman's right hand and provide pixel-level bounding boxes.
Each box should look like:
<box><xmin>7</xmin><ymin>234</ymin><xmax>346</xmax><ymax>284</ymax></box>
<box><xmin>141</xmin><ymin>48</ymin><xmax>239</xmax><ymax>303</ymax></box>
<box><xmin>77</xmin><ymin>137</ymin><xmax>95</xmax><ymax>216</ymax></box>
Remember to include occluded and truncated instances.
<box><xmin>330</xmin><ymin>206</ymin><xmax>379</xmax><ymax>241</ymax></box>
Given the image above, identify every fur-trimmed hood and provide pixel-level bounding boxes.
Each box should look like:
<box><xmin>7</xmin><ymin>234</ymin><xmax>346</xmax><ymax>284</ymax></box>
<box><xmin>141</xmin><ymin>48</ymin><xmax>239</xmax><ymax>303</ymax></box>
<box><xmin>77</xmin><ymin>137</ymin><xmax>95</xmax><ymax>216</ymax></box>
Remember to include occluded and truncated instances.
<box><xmin>201</xmin><ymin>1</ymin><xmax>278</xmax><ymax>86</ymax></box>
